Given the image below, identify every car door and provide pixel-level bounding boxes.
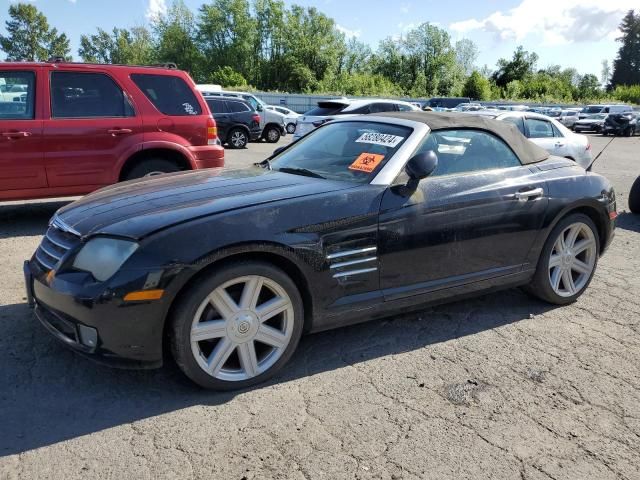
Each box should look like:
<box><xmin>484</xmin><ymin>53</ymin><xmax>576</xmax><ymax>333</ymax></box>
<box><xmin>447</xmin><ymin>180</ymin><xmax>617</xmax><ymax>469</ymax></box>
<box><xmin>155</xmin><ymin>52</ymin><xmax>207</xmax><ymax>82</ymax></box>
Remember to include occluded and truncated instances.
<box><xmin>524</xmin><ymin>117</ymin><xmax>569</xmax><ymax>157</ymax></box>
<box><xmin>378</xmin><ymin>128</ymin><xmax>548</xmax><ymax>301</ymax></box>
<box><xmin>43</xmin><ymin>70</ymin><xmax>142</xmax><ymax>188</ymax></box>
<box><xmin>205</xmin><ymin>98</ymin><xmax>230</xmax><ymax>142</ymax></box>
<box><xmin>0</xmin><ymin>68</ymin><xmax>46</xmax><ymax>192</ymax></box>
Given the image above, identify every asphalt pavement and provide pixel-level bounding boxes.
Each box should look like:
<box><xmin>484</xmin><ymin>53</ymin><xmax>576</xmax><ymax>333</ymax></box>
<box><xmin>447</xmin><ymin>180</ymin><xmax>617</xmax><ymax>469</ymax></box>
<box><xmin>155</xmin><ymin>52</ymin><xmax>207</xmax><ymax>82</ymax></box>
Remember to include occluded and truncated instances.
<box><xmin>0</xmin><ymin>134</ymin><xmax>639</xmax><ymax>480</ymax></box>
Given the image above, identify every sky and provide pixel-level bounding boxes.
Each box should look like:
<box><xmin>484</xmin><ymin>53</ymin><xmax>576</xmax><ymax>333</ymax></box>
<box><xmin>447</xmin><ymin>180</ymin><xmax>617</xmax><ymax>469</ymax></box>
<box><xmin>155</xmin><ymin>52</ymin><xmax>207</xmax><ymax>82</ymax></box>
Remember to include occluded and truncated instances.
<box><xmin>1</xmin><ymin>0</ymin><xmax>636</xmax><ymax>77</ymax></box>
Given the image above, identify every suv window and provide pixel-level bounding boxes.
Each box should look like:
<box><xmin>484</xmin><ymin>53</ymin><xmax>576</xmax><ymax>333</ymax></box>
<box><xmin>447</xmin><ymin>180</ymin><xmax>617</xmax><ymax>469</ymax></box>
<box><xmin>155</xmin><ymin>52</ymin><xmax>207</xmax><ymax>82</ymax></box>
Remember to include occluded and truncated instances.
<box><xmin>419</xmin><ymin>129</ymin><xmax>521</xmax><ymax>177</ymax></box>
<box><xmin>305</xmin><ymin>104</ymin><xmax>346</xmax><ymax>116</ymax></box>
<box><xmin>525</xmin><ymin>118</ymin><xmax>555</xmax><ymax>138</ymax></box>
<box><xmin>131</xmin><ymin>74</ymin><xmax>202</xmax><ymax>116</ymax></box>
<box><xmin>205</xmin><ymin>98</ymin><xmax>227</xmax><ymax>113</ymax></box>
<box><xmin>396</xmin><ymin>103</ymin><xmax>413</xmax><ymax>112</ymax></box>
<box><xmin>0</xmin><ymin>71</ymin><xmax>35</xmax><ymax>119</ymax></box>
<box><xmin>51</xmin><ymin>72</ymin><xmax>133</xmax><ymax>118</ymax></box>
<box><xmin>227</xmin><ymin>100</ymin><xmax>250</xmax><ymax>113</ymax></box>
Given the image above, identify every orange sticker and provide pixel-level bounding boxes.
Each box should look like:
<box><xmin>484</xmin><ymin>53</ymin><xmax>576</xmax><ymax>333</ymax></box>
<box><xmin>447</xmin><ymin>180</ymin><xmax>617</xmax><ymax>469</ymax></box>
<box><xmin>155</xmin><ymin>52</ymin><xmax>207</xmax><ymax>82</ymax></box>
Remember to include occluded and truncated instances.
<box><xmin>349</xmin><ymin>153</ymin><xmax>385</xmax><ymax>173</ymax></box>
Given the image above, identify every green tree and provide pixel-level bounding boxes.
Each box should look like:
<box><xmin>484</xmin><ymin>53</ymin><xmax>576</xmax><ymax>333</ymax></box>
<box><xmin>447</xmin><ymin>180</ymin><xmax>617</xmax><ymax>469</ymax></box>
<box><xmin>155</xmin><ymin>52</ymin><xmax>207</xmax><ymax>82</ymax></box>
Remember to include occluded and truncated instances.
<box><xmin>154</xmin><ymin>0</ymin><xmax>203</xmax><ymax>79</ymax></box>
<box><xmin>0</xmin><ymin>3</ymin><xmax>71</xmax><ymax>61</ymax></box>
<box><xmin>462</xmin><ymin>71</ymin><xmax>490</xmax><ymax>100</ymax></box>
<box><xmin>455</xmin><ymin>38</ymin><xmax>479</xmax><ymax>76</ymax></box>
<box><xmin>492</xmin><ymin>46</ymin><xmax>538</xmax><ymax>88</ymax></box>
<box><xmin>208</xmin><ymin>66</ymin><xmax>247</xmax><ymax>87</ymax></box>
<box><xmin>577</xmin><ymin>74</ymin><xmax>602</xmax><ymax>99</ymax></box>
<box><xmin>79</xmin><ymin>27</ymin><xmax>155</xmax><ymax>65</ymax></box>
<box><xmin>610</xmin><ymin>10</ymin><xmax>640</xmax><ymax>87</ymax></box>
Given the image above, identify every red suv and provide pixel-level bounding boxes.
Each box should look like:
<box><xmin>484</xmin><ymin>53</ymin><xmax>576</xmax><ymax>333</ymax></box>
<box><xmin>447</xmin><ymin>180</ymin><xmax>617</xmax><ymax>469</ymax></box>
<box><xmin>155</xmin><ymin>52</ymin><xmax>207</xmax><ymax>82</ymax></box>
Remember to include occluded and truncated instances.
<box><xmin>0</xmin><ymin>61</ymin><xmax>224</xmax><ymax>202</ymax></box>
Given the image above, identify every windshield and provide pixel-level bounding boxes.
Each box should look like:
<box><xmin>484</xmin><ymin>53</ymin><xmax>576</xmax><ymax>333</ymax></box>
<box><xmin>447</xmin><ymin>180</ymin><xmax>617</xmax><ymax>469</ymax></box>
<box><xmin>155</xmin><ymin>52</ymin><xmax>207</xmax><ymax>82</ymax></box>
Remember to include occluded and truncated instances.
<box><xmin>588</xmin><ymin>114</ymin><xmax>607</xmax><ymax>120</ymax></box>
<box><xmin>583</xmin><ymin>106</ymin><xmax>604</xmax><ymax>114</ymax></box>
<box><xmin>269</xmin><ymin>121</ymin><xmax>412</xmax><ymax>183</ymax></box>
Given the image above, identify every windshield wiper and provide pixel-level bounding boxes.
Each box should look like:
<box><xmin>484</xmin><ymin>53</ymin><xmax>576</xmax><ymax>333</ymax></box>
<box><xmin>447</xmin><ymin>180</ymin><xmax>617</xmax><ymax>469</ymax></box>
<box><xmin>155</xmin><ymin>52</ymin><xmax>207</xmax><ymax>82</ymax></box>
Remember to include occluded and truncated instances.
<box><xmin>254</xmin><ymin>159</ymin><xmax>272</xmax><ymax>170</ymax></box>
<box><xmin>276</xmin><ymin>167</ymin><xmax>325</xmax><ymax>179</ymax></box>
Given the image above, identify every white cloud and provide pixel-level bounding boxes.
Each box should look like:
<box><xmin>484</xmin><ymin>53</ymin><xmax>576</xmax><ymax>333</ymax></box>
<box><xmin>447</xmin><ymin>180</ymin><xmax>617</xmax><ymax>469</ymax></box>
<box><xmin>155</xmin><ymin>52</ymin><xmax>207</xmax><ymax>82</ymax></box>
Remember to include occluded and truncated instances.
<box><xmin>449</xmin><ymin>0</ymin><xmax>632</xmax><ymax>46</ymax></box>
<box><xmin>336</xmin><ymin>24</ymin><xmax>361</xmax><ymax>39</ymax></box>
<box><xmin>400</xmin><ymin>3</ymin><xmax>411</xmax><ymax>14</ymax></box>
<box><xmin>146</xmin><ymin>0</ymin><xmax>167</xmax><ymax>20</ymax></box>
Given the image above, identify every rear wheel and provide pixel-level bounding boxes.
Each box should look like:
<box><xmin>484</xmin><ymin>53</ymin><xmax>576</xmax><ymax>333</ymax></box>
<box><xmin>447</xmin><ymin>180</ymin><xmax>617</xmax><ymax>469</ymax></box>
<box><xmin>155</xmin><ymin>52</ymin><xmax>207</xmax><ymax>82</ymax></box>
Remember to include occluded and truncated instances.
<box><xmin>629</xmin><ymin>176</ymin><xmax>640</xmax><ymax>214</ymax></box>
<box><xmin>170</xmin><ymin>261</ymin><xmax>304</xmax><ymax>390</ymax></box>
<box><xmin>264</xmin><ymin>125</ymin><xmax>281</xmax><ymax>143</ymax></box>
<box><xmin>525</xmin><ymin>214</ymin><xmax>599</xmax><ymax>305</ymax></box>
<box><xmin>124</xmin><ymin>158</ymin><xmax>180</xmax><ymax>180</ymax></box>
<box><xmin>286</xmin><ymin>123</ymin><xmax>296</xmax><ymax>134</ymax></box>
<box><xmin>227</xmin><ymin>128</ymin><xmax>248</xmax><ymax>149</ymax></box>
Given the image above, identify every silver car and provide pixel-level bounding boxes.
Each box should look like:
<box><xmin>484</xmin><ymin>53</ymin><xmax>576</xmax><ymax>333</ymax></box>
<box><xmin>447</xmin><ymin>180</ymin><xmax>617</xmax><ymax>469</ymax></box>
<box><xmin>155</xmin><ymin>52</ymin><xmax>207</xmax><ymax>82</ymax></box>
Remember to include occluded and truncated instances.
<box><xmin>293</xmin><ymin>99</ymin><xmax>419</xmax><ymax>140</ymax></box>
<box><xmin>266</xmin><ymin>105</ymin><xmax>300</xmax><ymax>134</ymax></box>
<box><xmin>558</xmin><ymin>109</ymin><xmax>580</xmax><ymax>128</ymax></box>
<box><xmin>467</xmin><ymin>111</ymin><xmax>593</xmax><ymax>169</ymax></box>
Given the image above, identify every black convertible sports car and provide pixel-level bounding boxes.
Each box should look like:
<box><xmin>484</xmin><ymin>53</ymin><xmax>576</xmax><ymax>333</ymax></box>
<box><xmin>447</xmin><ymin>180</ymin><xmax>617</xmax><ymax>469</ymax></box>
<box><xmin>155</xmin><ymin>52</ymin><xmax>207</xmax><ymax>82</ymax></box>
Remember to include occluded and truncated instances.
<box><xmin>24</xmin><ymin>112</ymin><xmax>617</xmax><ymax>390</ymax></box>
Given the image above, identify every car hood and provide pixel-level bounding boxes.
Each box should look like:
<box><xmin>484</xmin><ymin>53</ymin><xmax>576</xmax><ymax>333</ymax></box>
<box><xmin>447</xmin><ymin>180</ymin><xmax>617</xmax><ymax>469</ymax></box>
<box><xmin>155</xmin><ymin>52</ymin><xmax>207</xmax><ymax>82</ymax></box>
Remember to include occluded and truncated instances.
<box><xmin>55</xmin><ymin>168</ymin><xmax>354</xmax><ymax>240</ymax></box>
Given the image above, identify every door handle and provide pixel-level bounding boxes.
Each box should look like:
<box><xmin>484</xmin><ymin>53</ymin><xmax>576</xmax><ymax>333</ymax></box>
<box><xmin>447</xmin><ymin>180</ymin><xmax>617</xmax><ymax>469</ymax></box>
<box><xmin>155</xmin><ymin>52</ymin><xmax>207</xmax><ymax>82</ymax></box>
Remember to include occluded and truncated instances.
<box><xmin>555</xmin><ymin>142</ymin><xmax>565</xmax><ymax>147</ymax></box>
<box><xmin>2</xmin><ymin>131</ymin><xmax>31</xmax><ymax>138</ymax></box>
<box><xmin>107</xmin><ymin>128</ymin><xmax>133</xmax><ymax>135</ymax></box>
<box><xmin>515</xmin><ymin>187</ymin><xmax>544</xmax><ymax>202</ymax></box>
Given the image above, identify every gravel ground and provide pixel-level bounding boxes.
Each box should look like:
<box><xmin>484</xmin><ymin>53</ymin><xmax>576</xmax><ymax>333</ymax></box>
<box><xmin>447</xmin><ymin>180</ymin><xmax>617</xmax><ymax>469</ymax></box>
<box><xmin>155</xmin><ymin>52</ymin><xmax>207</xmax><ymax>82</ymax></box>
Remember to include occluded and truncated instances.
<box><xmin>0</xmin><ymin>135</ymin><xmax>639</xmax><ymax>480</ymax></box>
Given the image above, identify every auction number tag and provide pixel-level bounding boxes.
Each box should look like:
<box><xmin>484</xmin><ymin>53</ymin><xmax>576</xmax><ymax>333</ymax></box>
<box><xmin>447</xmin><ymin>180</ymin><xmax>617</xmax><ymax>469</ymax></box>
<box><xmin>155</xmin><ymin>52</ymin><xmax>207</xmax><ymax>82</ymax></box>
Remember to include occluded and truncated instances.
<box><xmin>355</xmin><ymin>132</ymin><xmax>404</xmax><ymax>148</ymax></box>
<box><xmin>349</xmin><ymin>153</ymin><xmax>385</xmax><ymax>173</ymax></box>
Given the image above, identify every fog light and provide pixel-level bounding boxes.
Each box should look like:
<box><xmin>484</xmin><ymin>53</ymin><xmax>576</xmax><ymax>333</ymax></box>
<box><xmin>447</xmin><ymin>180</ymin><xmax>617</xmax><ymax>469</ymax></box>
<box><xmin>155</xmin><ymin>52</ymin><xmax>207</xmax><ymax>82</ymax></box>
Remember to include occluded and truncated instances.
<box><xmin>78</xmin><ymin>324</ymin><xmax>98</xmax><ymax>348</ymax></box>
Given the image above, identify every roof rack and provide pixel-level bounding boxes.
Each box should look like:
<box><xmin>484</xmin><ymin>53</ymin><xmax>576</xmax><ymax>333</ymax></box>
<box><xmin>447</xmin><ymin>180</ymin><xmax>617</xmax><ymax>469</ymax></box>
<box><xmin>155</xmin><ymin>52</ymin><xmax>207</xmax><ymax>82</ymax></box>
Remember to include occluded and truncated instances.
<box><xmin>153</xmin><ymin>63</ymin><xmax>178</xmax><ymax>69</ymax></box>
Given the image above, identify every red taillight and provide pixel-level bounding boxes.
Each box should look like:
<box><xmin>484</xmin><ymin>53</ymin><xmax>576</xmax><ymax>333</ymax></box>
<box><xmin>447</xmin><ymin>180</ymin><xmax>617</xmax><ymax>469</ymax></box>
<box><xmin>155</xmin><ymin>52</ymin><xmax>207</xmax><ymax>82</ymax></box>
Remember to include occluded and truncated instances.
<box><xmin>207</xmin><ymin>116</ymin><xmax>218</xmax><ymax>144</ymax></box>
<box><xmin>252</xmin><ymin>114</ymin><xmax>260</xmax><ymax>123</ymax></box>
<box><xmin>609</xmin><ymin>211</ymin><xmax>618</xmax><ymax>220</ymax></box>
<box><xmin>586</xmin><ymin>143</ymin><xmax>591</xmax><ymax>151</ymax></box>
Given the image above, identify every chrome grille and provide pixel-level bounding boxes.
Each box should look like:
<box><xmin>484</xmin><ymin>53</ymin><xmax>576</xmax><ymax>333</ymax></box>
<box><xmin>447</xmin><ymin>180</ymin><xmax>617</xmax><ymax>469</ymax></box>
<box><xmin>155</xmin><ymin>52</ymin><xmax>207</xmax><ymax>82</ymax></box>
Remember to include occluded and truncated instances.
<box><xmin>35</xmin><ymin>225</ymin><xmax>80</xmax><ymax>272</ymax></box>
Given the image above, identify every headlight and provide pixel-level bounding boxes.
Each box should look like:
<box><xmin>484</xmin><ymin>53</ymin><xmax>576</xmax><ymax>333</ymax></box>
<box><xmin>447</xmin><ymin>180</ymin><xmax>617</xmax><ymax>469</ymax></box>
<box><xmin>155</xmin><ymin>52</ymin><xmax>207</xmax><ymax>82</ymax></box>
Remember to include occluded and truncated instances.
<box><xmin>73</xmin><ymin>238</ymin><xmax>138</xmax><ymax>282</ymax></box>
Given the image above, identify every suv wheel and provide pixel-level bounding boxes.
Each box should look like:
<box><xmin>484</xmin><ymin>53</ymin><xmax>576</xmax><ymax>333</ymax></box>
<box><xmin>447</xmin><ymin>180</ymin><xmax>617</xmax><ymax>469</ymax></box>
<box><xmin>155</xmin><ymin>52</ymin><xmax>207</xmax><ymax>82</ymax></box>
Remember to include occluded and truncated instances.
<box><xmin>125</xmin><ymin>158</ymin><xmax>180</xmax><ymax>180</ymax></box>
<box><xmin>264</xmin><ymin>126</ymin><xmax>281</xmax><ymax>143</ymax></box>
<box><xmin>286</xmin><ymin>123</ymin><xmax>296</xmax><ymax>134</ymax></box>
<box><xmin>228</xmin><ymin>128</ymin><xmax>248</xmax><ymax>149</ymax></box>
<box><xmin>524</xmin><ymin>213</ymin><xmax>599</xmax><ymax>305</ymax></box>
<box><xmin>170</xmin><ymin>261</ymin><xmax>304</xmax><ymax>390</ymax></box>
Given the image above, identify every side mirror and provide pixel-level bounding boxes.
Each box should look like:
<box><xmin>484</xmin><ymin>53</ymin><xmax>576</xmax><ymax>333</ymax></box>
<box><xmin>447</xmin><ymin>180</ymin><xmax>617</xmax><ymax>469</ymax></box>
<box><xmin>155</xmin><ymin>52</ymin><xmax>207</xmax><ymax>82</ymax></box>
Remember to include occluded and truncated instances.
<box><xmin>270</xmin><ymin>146</ymin><xmax>287</xmax><ymax>158</ymax></box>
<box><xmin>405</xmin><ymin>150</ymin><xmax>438</xmax><ymax>180</ymax></box>
<box><xmin>256</xmin><ymin>104</ymin><xmax>264</xmax><ymax>112</ymax></box>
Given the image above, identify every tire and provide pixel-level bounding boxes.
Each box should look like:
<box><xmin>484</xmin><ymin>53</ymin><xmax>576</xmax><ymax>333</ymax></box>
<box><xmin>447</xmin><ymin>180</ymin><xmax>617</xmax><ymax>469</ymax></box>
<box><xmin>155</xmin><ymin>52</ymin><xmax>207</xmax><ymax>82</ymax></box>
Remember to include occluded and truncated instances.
<box><xmin>524</xmin><ymin>213</ymin><xmax>600</xmax><ymax>305</ymax></box>
<box><xmin>286</xmin><ymin>123</ymin><xmax>296</xmax><ymax>134</ymax></box>
<box><xmin>263</xmin><ymin>125</ymin><xmax>281</xmax><ymax>143</ymax></box>
<box><xmin>602</xmin><ymin>131</ymin><xmax>608</xmax><ymax>136</ymax></box>
<box><xmin>227</xmin><ymin>128</ymin><xmax>248</xmax><ymax>149</ymax></box>
<box><xmin>629</xmin><ymin>176</ymin><xmax>640</xmax><ymax>214</ymax></box>
<box><xmin>170</xmin><ymin>261</ymin><xmax>304</xmax><ymax>390</ymax></box>
<box><xmin>624</xmin><ymin>127</ymin><xmax>632</xmax><ymax>137</ymax></box>
<box><xmin>124</xmin><ymin>158</ymin><xmax>180</xmax><ymax>180</ymax></box>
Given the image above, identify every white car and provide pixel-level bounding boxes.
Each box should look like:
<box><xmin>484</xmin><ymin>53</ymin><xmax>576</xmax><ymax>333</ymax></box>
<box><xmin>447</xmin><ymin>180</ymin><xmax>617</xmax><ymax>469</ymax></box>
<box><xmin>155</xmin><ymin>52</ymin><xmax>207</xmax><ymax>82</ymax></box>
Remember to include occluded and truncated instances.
<box><xmin>467</xmin><ymin>111</ymin><xmax>593</xmax><ymax>169</ymax></box>
<box><xmin>558</xmin><ymin>109</ymin><xmax>580</xmax><ymax>128</ymax></box>
<box><xmin>293</xmin><ymin>98</ymin><xmax>419</xmax><ymax>140</ymax></box>
<box><xmin>266</xmin><ymin>105</ymin><xmax>300</xmax><ymax>134</ymax></box>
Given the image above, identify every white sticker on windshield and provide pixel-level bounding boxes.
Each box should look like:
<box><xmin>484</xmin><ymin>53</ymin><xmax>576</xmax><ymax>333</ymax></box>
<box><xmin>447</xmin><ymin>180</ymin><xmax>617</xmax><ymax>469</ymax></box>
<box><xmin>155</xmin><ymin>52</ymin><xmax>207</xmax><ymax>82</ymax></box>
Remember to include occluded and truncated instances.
<box><xmin>355</xmin><ymin>132</ymin><xmax>404</xmax><ymax>148</ymax></box>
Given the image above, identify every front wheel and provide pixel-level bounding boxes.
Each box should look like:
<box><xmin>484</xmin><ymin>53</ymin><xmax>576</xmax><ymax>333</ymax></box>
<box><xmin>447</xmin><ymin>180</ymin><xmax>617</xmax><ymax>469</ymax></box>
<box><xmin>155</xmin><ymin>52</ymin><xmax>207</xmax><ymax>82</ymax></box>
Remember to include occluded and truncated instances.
<box><xmin>525</xmin><ymin>214</ymin><xmax>600</xmax><ymax>305</ymax></box>
<box><xmin>170</xmin><ymin>262</ymin><xmax>304</xmax><ymax>390</ymax></box>
<box><xmin>264</xmin><ymin>126</ymin><xmax>281</xmax><ymax>143</ymax></box>
<box><xmin>286</xmin><ymin>123</ymin><xmax>296</xmax><ymax>134</ymax></box>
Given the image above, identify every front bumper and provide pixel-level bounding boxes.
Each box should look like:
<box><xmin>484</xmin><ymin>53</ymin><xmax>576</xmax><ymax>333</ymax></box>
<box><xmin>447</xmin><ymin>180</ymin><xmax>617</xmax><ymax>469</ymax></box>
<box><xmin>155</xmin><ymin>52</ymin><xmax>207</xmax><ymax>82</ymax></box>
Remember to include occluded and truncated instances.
<box><xmin>188</xmin><ymin>144</ymin><xmax>225</xmax><ymax>169</ymax></box>
<box><xmin>23</xmin><ymin>259</ymin><xmax>176</xmax><ymax>369</ymax></box>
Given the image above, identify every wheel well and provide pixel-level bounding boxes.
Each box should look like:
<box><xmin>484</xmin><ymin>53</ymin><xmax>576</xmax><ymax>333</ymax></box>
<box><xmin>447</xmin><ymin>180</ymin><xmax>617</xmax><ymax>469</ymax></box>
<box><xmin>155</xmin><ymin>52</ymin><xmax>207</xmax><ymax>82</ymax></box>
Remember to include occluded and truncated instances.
<box><xmin>120</xmin><ymin>149</ymin><xmax>190</xmax><ymax>181</ymax></box>
<box><xmin>263</xmin><ymin>123</ymin><xmax>282</xmax><ymax>132</ymax></box>
<box><xmin>163</xmin><ymin>251</ymin><xmax>314</xmax><ymax>345</ymax></box>
<box><xmin>567</xmin><ymin>206</ymin><xmax>608</xmax><ymax>254</ymax></box>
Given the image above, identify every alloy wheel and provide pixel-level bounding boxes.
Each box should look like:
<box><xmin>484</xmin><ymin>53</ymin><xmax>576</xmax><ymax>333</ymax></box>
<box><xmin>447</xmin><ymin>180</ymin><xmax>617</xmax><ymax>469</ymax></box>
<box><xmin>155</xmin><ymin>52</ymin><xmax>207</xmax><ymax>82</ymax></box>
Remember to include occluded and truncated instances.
<box><xmin>190</xmin><ymin>275</ymin><xmax>294</xmax><ymax>381</ymax></box>
<box><xmin>286</xmin><ymin>123</ymin><xmax>296</xmax><ymax>134</ymax></box>
<box><xmin>231</xmin><ymin>131</ymin><xmax>247</xmax><ymax>148</ymax></box>
<box><xmin>267</xmin><ymin>128</ymin><xmax>279</xmax><ymax>141</ymax></box>
<box><xmin>548</xmin><ymin>222</ymin><xmax>597</xmax><ymax>297</ymax></box>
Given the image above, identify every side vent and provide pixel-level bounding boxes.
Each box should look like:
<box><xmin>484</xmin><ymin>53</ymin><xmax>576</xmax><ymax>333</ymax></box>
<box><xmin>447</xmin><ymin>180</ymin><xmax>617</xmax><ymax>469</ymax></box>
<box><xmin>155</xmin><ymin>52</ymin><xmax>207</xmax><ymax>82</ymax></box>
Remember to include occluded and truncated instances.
<box><xmin>326</xmin><ymin>247</ymin><xmax>378</xmax><ymax>279</ymax></box>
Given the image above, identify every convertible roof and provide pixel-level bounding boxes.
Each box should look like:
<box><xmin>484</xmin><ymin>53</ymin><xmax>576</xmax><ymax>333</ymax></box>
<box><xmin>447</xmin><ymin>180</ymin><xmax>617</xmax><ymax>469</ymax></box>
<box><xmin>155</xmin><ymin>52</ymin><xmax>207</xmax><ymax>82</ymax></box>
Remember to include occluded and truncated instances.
<box><xmin>375</xmin><ymin>111</ymin><xmax>550</xmax><ymax>164</ymax></box>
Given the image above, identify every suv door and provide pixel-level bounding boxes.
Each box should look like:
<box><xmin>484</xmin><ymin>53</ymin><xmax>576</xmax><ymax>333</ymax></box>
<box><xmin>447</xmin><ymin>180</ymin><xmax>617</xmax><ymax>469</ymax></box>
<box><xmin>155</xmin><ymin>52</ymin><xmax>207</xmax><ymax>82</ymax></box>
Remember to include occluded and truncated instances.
<box><xmin>524</xmin><ymin>117</ymin><xmax>569</xmax><ymax>157</ymax></box>
<box><xmin>0</xmin><ymin>68</ymin><xmax>46</xmax><ymax>193</ymax></box>
<box><xmin>43</xmin><ymin>70</ymin><xmax>142</xmax><ymax>188</ymax></box>
<box><xmin>379</xmin><ymin>129</ymin><xmax>548</xmax><ymax>301</ymax></box>
<box><xmin>205</xmin><ymin>98</ymin><xmax>230</xmax><ymax>142</ymax></box>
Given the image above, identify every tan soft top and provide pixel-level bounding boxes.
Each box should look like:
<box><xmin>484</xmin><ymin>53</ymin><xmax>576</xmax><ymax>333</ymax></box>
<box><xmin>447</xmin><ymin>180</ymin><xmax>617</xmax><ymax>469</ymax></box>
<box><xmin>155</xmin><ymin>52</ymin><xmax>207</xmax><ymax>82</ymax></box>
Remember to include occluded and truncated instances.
<box><xmin>375</xmin><ymin>111</ymin><xmax>550</xmax><ymax>165</ymax></box>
